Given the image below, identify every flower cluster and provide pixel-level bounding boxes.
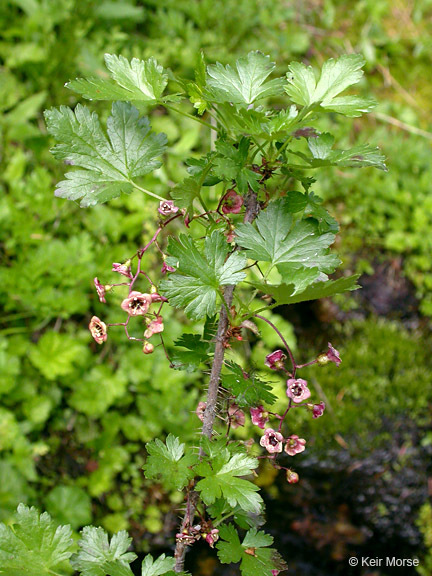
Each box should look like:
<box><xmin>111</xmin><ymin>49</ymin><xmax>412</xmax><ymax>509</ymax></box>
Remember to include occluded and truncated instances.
<box><xmin>246</xmin><ymin>339</ymin><xmax>340</xmax><ymax>483</ymax></box>
<box><xmin>88</xmin><ymin>203</ymin><xmax>180</xmax><ymax>353</ymax></box>
<box><xmin>176</xmin><ymin>523</ymin><xmax>219</xmax><ymax>548</ymax></box>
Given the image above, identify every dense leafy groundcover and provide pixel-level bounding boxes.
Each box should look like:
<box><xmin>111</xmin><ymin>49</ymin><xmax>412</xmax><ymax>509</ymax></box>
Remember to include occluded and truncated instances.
<box><xmin>1</xmin><ymin>1</ymin><xmax>432</xmax><ymax>575</ymax></box>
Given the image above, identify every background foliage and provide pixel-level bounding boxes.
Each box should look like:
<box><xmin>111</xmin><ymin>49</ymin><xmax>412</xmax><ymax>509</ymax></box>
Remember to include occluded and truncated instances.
<box><xmin>1</xmin><ymin>1</ymin><xmax>431</xmax><ymax>574</ymax></box>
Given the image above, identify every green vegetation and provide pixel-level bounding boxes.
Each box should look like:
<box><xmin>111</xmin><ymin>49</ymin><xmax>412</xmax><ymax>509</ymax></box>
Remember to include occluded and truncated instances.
<box><xmin>1</xmin><ymin>1</ymin><xmax>431</xmax><ymax>571</ymax></box>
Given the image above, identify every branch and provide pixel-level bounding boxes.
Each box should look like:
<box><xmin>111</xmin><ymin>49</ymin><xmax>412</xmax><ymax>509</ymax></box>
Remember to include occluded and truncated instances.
<box><xmin>174</xmin><ymin>189</ymin><xmax>259</xmax><ymax>572</ymax></box>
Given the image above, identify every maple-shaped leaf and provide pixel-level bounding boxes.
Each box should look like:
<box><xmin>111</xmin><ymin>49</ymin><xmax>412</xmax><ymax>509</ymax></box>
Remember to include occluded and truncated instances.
<box><xmin>143</xmin><ymin>434</ymin><xmax>198</xmax><ymax>491</ymax></box>
<box><xmin>71</xmin><ymin>526</ymin><xmax>136</xmax><ymax>576</ymax></box>
<box><xmin>253</xmin><ymin>274</ymin><xmax>360</xmax><ymax>307</ymax></box>
<box><xmin>235</xmin><ymin>198</ymin><xmax>340</xmax><ymax>292</ymax></box>
<box><xmin>44</xmin><ymin>102</ymin><xmax>167</xmax><ymax>207</ymax></box>
<box><xmin>0</xmin><ymin>504</ymin><xmax>74</xmax><ymax>576</ymax></box>
<box><xmin>221</xmin><ymin>362</ymin><xmax>276</xmax><ymax>407</ymax></box>
<box><xmin>67</xmin><ymin>54</ymin><xmax>168</xmax><ymax>103</ymax></box>
<box><xmin>159</xmin><ymin>231</ymin><xmax>246</xmax><ymax>320</ymax></box>
<box><xmin>216</xmin><ymin>524</ymin><xmax>287</xmax><ymax>576</ymax></box>
<box><xmin>206</xmin><ymin>51</ymin><xmax>284</xmax><ymax>106</ymax></box>
<box><xmin>305</xmin><ymin>133</ymin><xmax>387</xmax><ymax>170</ymax></box>
<box><xmin>195</xmin><ymin>450</ymin><xmax>262</xmax><ymax>513</ymax></box>
<box><xmin>285</xmin><ymin>54</ymin><xmax>376</xmax><ymax>117</ymax></box>
<box><xmin>141</xmin><ymin>553</ymin><xmax>175</xmax><ymax>576</ymax></box>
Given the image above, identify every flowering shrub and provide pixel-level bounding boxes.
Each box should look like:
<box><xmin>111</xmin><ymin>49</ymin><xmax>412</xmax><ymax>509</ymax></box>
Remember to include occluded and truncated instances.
<box><xmin>0</xmin><ymin>51</ymin><xmax>385</xmax><ymax>575</ymax></box>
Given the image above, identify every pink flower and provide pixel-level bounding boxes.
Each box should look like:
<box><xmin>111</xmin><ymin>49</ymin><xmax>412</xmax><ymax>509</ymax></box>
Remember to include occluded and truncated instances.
<box><xmin>312</xmin><ymin>401</ymin><xmax>325</xmax><ymax>419</ymax></box>
<box><xmin>196</xmin><ymin>401</ymin><xmax>207</xmax><ymax>422</ymax></box>
<box><xmin>265</xmin><ymin>350</ymin><xmax>286</xmax><ymax>370</ymax></box>
<box><xmin>228</xmin><ymin>404</ymin><xmax>245</xmax><ymax>429</ymax></box>
<box><xmin>89</xmin><ymin>316</ymin><xmax>107</xmax><ymax>344</ymax></box>
<box><xmin>120</xmin><ymin>291</ymin><xmax>152</xmax><ymax>316</ymax></box>
<box><xmin>144</xmin><ymin>316</ymin><xmax>164</xmax><ymax>339</ymax></box>
<box><xmin>222</xmin><ymin>189</ymin><xmax>243</xmax><ymax>214</ymax></box>
<box><xmin>284</xmin><ymin>435</ymin><xmax>306</xmax><ymax>456</ymax></box>
<box><xmin>317</xmin><ymin>342</ymin><xmax>341</xmax><ymax>367</ymax></box>
<box><xmin>286</xmin><ymin>378</ymin><xmax>311</xmax><ymax>403</ymax></box>
<box><xmin>94</xmin><ymin>277</ymin><xmax>106</xmax><ymax>303</ymax></box>
<box><xmin>158</xmin><ymin>200</ymin><xmax>179</xmax><ymax>215</ymax></box>
<box><xmin>271</xmin><ymin>571</ymin><xmax>280</xmax><ymax>576</ymax></box>
<box><xmin>142</xmin><ymin>341</ymin><xmax>154</xmax><ymax>354</ymax></box>
<box><xmin>260</xmin><ymin>428</ymin><xmax>284</xmax><ymax>454</ymax></box>
<box><xmin>161</xmin><ymin>261</ymin><xmax>175</xmax><ymax>275</ymax></box>
<box><xmin>327</xmin><ymin>343</ymin><xmax>341</xmax><ymax>366</ymax></box>
<box><xmin>205</xmin><ymin>529</ymin><xmax>219</xmax><ymax>548</ymax></box>
<box><xmin>286</xmin><ymin>469</ymin><xmax>299</xmax><ymax>484</ymax></box>
<box><xmin>250</xmin><ymin>406</ymin><xmax>269</xmax><ymax>429</ymax></box>
<box><xmin>112</xmin><ymin>262</ymin><xmax>132</xmax><ymax>278</ymax></box>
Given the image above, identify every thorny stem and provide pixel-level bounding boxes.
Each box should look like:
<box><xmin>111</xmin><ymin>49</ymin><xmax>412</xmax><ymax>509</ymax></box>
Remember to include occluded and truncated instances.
<box><xmin>174</xmin><ymin>190</ymin><xmax>259</xmax><ymax>573</ymax></box>
<box><xmin>253</xmin><ymin>314</ymin><xmax>297</xmax><ymax>375</ymax></box>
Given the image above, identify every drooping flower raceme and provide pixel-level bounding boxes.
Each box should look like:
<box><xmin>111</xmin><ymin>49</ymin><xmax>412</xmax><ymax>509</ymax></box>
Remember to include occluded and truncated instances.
<box><xmin>121</xmin><ymin>291</ymin><xmax>152</xmax><ymax>316</ymax></box>
<box><xmin>89</xmin><ymin>316</ymin><xmax>107</xmax><ymax>344</ymax></box>
<box><xmin>260</xmin><ymin>428</ymin><xmax>284</xmax><ymax>454</ymax></box>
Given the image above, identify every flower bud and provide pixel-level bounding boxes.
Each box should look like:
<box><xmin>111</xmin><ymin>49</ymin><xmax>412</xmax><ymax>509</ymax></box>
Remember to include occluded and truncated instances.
<box><xmin>286</xmin><ymin>469</ymin><xmax>299</xmax><ymax>484</ymax></box>
<box><xmin>142</xmin><ymin>341</ymin><xmax>154</xmax><ymax>354</ymax></box>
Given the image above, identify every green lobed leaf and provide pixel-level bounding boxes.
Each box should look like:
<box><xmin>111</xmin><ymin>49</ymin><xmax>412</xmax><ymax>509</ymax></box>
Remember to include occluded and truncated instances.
<box><xmin>195</xmin><ymin>451</ymin><xmax>262</xmax><ymax>513</ymax></box>
<box><xmin>44</xmin><ymin>102</ymin><xmax>167</xmax><ymax>207</ymax></box>
<box><xmin>216</xmin><ymin>524</ymin><xmax>287</xmax><ymax>576</ymax></box>
<box><xmin>206</xmin><ymin>51</ymin><xmax>285</xmax><ymax>106</ymax></box>
<box><xmin>71</xmin><ymin>526</ymin><xmax>136</xmax><ymax>576</ymax></box>
<box><xmin>67</xmin><ymin>54</ymin><xmax>168</xmax><ymax>103</ymax></box>
<box><xmin>0</xmin><ymin>504</ymin><xmax>74</xmax><ymax>576</ymax></box>
<box><xmin>285</xmin><ymin>54</ymin><xmax>376</xmax><ymax>117</ymax></box>
<box><xmin>221</xmin><ymin>362</ymin><xmax>276</xmax><ymax>407</ymax></box>
<box><xmin>143</xmin><ymin>434</ymin><xmax>197</xmax><ymax>491</ymax></box>
<box><xmin>235</xmin><ymin>198</ymin><xmax>340</xmax><ymax>292</ymax></box>
<box><xmin>252</xmin><ymin>274</ymin><xmax>360</xmax><ymax>306</ymax></box>
<box><xmin>304</xmin><ymin>191</ymin><xmax>339</xmax><ymax>233</ymax></box>
<box><xmin>169</xmin><ymin>177</ymin><xmax>201</xmax><ymax>216</ymax></box>
<box><xmin>306</xmin><ymin>133</ymin><xmax>387</xmax><ymax>171</ymax></box>
<box><xmin>171</xmin><ymin>317</ymin><xmax>216</xmax><ymax>371</ymax></box>
<box><xmin>159</xmin><ymin>231</ymin><xmax>247</xmax><ymax>320</ymax></box>
<box><xmin>141</xmin><ymin>553</ymin><xmax>175</xmax><ymax>576</ymax></box>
